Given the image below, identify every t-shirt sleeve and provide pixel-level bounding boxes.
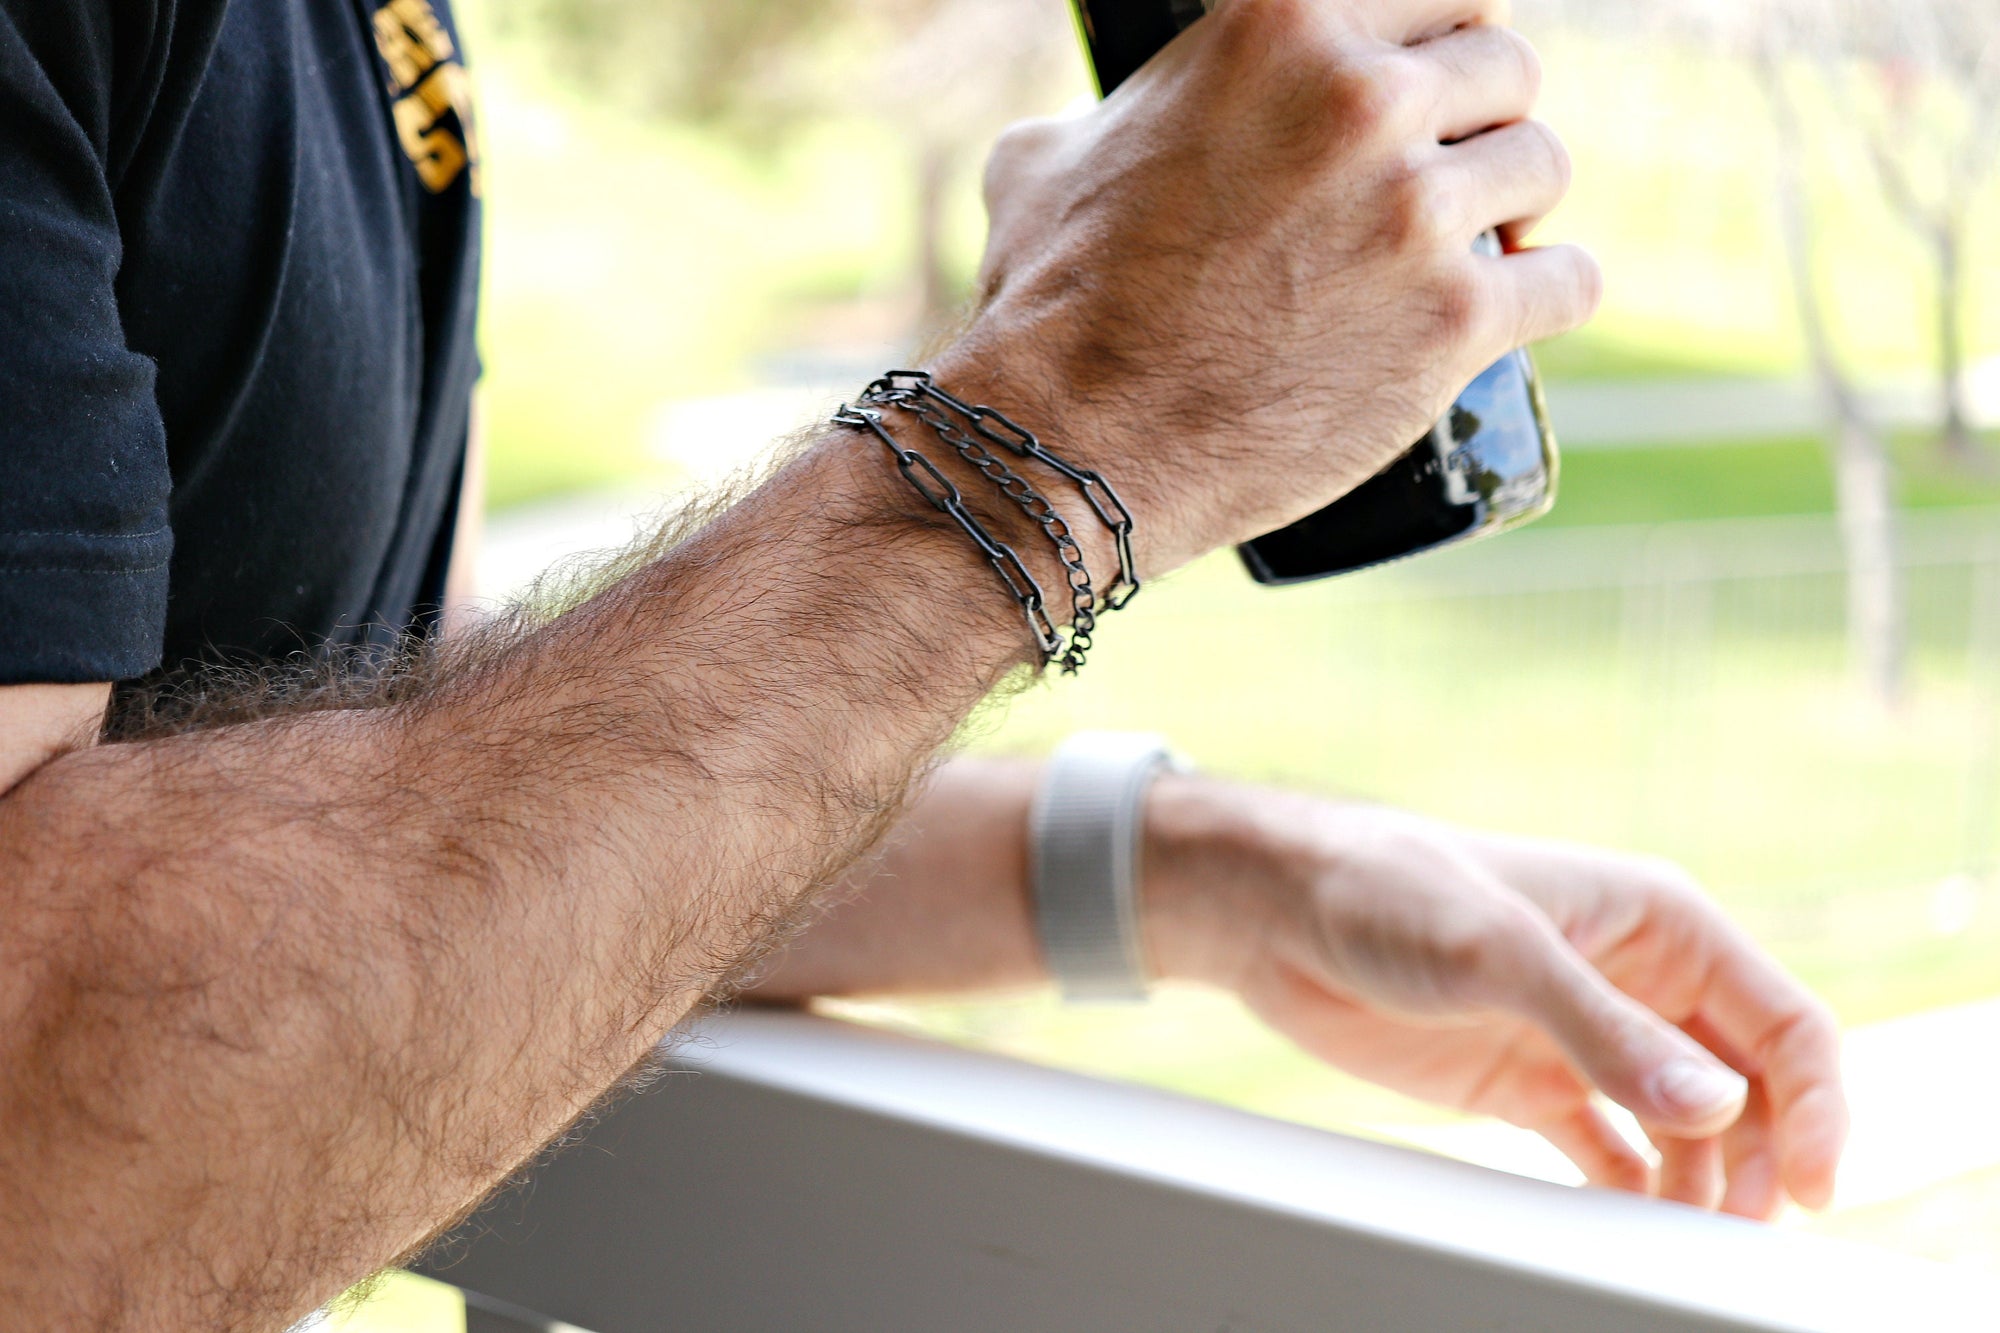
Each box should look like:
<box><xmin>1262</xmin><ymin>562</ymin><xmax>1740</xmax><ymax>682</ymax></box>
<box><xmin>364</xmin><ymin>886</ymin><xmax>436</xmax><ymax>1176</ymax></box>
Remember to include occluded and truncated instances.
<box><xmin>0</xmin><ymin>5</ymin><xmax>172</xmax><ymax>685</ymax></box>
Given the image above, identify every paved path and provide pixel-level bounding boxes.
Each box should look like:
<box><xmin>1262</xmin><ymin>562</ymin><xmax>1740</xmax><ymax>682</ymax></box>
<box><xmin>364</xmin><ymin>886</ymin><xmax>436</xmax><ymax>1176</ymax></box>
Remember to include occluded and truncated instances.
<box><xmin>1547</xmin><ymin>358</ymin><xmax>2000</xmax><ymax>448</ymax></box>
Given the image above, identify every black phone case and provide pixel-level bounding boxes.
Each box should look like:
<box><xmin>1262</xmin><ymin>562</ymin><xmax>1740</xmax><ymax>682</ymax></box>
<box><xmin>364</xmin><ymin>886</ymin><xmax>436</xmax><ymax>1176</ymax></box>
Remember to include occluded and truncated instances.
<box><xmin>1073</xmin><ymin>0</ymin><xmax>1560</xmax><ymax>583</ymax></box>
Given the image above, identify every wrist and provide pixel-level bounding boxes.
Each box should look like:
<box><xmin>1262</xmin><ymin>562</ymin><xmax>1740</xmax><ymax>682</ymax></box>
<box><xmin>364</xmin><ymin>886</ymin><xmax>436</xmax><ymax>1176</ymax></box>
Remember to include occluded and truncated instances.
<box><xmin>928</xmin><ymin>329</ymin><xmax>1190</xmax><ymax>589</ymax></box>
<box><xmin>804</xmin><ymin>428</ymin><xmax>1056</xmax><ymax>676</ymax></box>
<box><xmin>1137</xmin><ymin>774</ymin><xmax>1306</xmax><ymax>991</ymax></box>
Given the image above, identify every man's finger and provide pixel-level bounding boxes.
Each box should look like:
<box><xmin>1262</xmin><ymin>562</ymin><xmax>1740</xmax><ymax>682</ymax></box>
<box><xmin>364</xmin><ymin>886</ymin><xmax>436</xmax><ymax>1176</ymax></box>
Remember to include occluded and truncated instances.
<box><xmin>1718</xmin><ymin>1082</ymin><xmax>1786</xmax><ymax>1220</ymax></box>
<box><xmin>1689</xmin><ymin>929</ymin><xmax>1849</xmax><ymax>1211</ymax></box>
<box><xmin>1350</xmin><ymin>0</ymin><xmax>1509</xmax><ymax>46</ymax></box>
<box><xmin>1481</xmin><ymin>243</ymin><xmax>1602</xmax><ymax>350</ymax></box>
<box><xmin>1655</xmin><ymin>1133</ymin><xmax>1726</xmax><ymax>1211</ymax></box>
<box><xmin>1722</xmin><ymin>991</ymin><xmax>1846</xmax><ymax>1211</ymax></box>
<box><xmin>1407</xmin><ymin>23</ymin><xmax>1542</xmax><ymax>142</ymax></box>
<box><xmin>1535</xmin><ymin>1102</ymin><xmax>1653</xmax><ymax>1195</ymax></box>
<box><xmin>1437</xmin><ymin>119</ymin><xmax>1571</xmax><ymax>243</ymax></box>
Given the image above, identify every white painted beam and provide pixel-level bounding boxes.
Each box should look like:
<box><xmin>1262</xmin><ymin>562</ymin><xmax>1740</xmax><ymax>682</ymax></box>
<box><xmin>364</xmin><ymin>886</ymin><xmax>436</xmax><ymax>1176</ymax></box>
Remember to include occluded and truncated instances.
<box><xmin>420</xmin><ymin>1010</ymin><xmax>1997</xmax><ymax>1332</ymax></box>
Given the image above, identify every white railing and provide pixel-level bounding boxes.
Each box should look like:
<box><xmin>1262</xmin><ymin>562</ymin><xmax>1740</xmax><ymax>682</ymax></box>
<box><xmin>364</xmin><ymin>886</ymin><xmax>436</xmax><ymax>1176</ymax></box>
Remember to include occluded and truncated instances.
<box><xmin>420</xmin><ymin>1009</ymin><xmax>1998</xmax><ymax>1332</ymax></box>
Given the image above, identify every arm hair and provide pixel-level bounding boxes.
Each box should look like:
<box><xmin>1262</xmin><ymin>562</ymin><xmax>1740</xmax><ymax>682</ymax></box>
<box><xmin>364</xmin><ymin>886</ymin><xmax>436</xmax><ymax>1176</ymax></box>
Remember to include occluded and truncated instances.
<box><xmin>0</xmin><ymin>431</ymin><xmax>1043</xmax><ymax>1330</ymax></box>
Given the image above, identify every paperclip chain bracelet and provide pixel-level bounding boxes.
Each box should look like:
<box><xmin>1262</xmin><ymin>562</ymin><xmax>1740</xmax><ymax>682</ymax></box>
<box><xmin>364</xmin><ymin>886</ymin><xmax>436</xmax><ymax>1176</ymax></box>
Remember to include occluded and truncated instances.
<box><xmin>835</xmin><ymin>372</ymin><xmax>1142</xmax><ymax>675</ymax></box>
<box><xmin>852</xmin><ymin>378</ymin><xmax>1098</xmax><ymax>674</ymax></box>
<box><xmin>864</xmin><ymin>371</ymin><xmax>1143</xmax><ymax>612</ymax></box>
<box><xmin>831</xmin><ymin>404</ymin><xmax>1064</xmax><ymax>666</ymax></box>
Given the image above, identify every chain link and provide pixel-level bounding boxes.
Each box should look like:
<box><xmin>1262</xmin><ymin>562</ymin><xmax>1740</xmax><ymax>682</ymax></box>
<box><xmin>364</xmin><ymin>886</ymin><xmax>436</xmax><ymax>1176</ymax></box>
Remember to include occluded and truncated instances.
<box><xmin>831</xmin><ymin>405</ymin><xmax>1063</xmax><ymax>665</ymax></box>
<box><xmin>856</xmin><ymin>380</ymin><xmax>1097</xmax><ymax>674</ymax></box>
<box><xmin>834</xmin><ymin>370</ymin><xmax>1142</xmax><ymax>676</ymax></box>
<box><xmin>881</xmin><ymin>370</ymin><xmax>1143</xmax><ymax>612</ymax></box>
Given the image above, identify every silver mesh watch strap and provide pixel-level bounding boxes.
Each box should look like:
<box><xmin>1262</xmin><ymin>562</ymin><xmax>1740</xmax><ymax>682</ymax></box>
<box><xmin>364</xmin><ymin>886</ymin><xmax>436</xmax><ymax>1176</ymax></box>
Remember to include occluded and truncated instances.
<box><xmin>1029</xmin><ymin>731</ymin><xmax>1191</xmax><ymax>1003</ymax></box>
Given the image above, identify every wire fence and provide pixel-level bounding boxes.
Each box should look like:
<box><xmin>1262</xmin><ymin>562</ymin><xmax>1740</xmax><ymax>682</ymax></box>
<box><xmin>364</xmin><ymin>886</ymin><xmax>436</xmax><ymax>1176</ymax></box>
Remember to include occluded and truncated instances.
<box><xmin>988</xmin><ymin>507</ymin><xmax>2000</xmax><ymax>1003</ymax></box>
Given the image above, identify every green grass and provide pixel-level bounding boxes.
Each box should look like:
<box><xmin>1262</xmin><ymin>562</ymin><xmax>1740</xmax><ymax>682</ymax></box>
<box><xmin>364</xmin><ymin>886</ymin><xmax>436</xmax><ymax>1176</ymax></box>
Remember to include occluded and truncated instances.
<box><xmin>473</xmin><ymin>64</ymin><xmax>919</xmax><ymax>509</ymax></box>
<box><xmin>1547</xmin><ymin>433</ymin><xmax>2000</xmax><ymax>527</ymax></box>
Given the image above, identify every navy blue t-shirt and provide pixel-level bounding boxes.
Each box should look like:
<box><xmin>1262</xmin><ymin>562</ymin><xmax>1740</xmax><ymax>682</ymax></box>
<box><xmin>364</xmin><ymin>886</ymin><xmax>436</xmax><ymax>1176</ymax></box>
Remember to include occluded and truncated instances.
<box><xmin>0</xmin><ymin>0</ymin><xmax>482</xmax><ymax>685</ymax></box>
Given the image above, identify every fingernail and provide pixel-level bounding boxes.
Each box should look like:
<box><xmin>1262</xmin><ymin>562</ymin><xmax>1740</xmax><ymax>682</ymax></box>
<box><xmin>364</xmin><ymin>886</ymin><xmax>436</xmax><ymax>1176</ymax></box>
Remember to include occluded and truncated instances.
<box><xmin>1651</xmin><ymin>1059</ymin><xmax>1748</xmax><ymax>1118</ymax></box>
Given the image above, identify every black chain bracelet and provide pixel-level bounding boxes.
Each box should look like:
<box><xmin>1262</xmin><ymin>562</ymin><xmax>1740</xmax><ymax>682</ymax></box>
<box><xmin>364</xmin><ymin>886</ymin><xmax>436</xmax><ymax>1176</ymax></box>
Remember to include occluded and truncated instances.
<box><xmin>871</xmin><ymin>370</ymin><xmax>1143</xmax><ymax>612</ymax></box>
<box><xmin>853</xmin><ymin>378</ymin><xmax>1098</xmax><ymax>673</ymax></box>
<box><xmin>832</xmin><ymin>404</ymin><xmax>1065</xmax><ymax>667</ymax></box>
<box><xmin>835</xmin><ymin>372</ymin><xmax>1141</xmax><ymax>676</ymax></box>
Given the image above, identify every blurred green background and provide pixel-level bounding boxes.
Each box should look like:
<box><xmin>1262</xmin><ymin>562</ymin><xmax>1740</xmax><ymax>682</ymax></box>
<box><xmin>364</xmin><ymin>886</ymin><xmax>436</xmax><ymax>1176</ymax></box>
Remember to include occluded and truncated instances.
<box><xmin>335</xmin><ymin>0</ymin><xmax>2000</xmax><ymax>1325</ymax></box>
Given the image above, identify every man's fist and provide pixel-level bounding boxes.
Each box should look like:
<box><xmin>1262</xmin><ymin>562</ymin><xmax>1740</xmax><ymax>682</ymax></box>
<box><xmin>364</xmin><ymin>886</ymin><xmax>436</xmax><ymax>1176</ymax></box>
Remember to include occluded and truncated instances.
<box><xmin>945</xmin><ymin>0</ymin><xmax>1599</xmax><ymax>576</ymax></box>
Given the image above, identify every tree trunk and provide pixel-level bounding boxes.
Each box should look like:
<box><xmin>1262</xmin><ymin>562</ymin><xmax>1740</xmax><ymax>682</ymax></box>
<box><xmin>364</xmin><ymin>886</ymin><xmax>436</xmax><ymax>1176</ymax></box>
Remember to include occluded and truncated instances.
<box><xmin>1762</xmin><ymin>52</ymin><xmax>1907</xmax><ymax>705</ymax></box>
<box><xmin>914</xmin><ymin>138</ymin><xmax>956</xmax><ymax>341</ymax></box>
<box><xmin>1935</xmin><ymin>215</ymin><xmax>1982</xmax><ymax>466</ymax></box>
<box><xmin>1863</xmin><ymin>105</ymin><xmax>1986</xmax><ymax>470</ymax></box>
<box><xmin>1831</xmin><ymin>414</ymin><xmax>1906</xmax><ymax>704</ymax></box>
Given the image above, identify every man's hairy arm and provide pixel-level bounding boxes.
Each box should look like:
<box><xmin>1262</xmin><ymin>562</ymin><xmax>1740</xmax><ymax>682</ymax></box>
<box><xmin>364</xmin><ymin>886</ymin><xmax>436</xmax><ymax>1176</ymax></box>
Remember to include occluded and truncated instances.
<box><xmin>0</xmin><ymin>1</ymin><xmax>1612</xmax><ymax>1322</ymax></box>
<box><xmin>0</xmin><ymin>439</ymin><xmax>1041</xmax><ymax>1329</ymax></box>
<box><xmin>0</xmin><ymin>683</ymin><xmax>110</xmax><ymax>794</ymax></box>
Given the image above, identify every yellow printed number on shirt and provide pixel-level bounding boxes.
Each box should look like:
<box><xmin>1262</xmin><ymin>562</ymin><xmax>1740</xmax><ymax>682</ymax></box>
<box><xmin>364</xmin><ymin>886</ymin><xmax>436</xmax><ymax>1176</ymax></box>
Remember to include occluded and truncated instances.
<box><xmin>372</xmin><ymin>0</ymin><xmax>480</xmax><ymax>196</ymax></box>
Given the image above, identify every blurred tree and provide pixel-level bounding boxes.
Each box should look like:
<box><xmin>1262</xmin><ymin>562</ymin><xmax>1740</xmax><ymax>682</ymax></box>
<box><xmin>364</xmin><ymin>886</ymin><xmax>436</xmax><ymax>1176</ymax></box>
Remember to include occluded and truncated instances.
<box><xmin>1528</xmin><ymin>0</ymin><xmax>1913</xmax><ymax>703</ymax></box>
<box><xmin>497</xmin><ymin>0</ymin><xmax>1080</xmax><ymax>334</ymax></box>
<box><xmin>1838</xmin><ymin>1</ymin><xmax>2000</xmax><ymax>468</ymax></box>
<box><xmin>1757</xmin><ymin>37</ymin><xmax>1906</xmax><ymax>705</ymax></box>
<box><xmin>1732</xmin><ymin>0</ymin><xmax>2000</xmax><ymax>696</ymax></box>
<box><xmin>870</xmin><ymin>0</ymin><xmax>1079</xmax><ymax>335</ymax></box>
<box><xmin>498</xmin><ymin>0</ymin><xmax>839</xmax><ymax>132</ymax></box>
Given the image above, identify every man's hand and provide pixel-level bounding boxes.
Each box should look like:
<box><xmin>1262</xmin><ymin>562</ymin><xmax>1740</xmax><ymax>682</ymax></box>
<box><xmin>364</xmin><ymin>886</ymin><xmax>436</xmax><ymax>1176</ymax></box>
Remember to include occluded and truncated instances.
<box><xmin>1142</xmin><ymin>780</ymin><xmax>1848</xmax><ymax>1217</ymax></box>
<box><xmin>752</xmin><ymin>762</ymin><xmax>1847</xmax><ymax>1220</ymax></box>
<box><xmin>954</xmin><ymin>0</ymin><xmax>1599</xmax><ymax>572</ymax></box>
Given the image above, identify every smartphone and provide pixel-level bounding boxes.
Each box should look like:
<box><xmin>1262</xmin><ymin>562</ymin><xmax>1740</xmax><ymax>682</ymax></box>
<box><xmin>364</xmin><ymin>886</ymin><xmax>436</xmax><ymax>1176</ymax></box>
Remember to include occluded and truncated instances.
<box><xmin>1072</xmin><ymin>0</ymin><xmax>1560</xmax><ymax>583</ymax></box>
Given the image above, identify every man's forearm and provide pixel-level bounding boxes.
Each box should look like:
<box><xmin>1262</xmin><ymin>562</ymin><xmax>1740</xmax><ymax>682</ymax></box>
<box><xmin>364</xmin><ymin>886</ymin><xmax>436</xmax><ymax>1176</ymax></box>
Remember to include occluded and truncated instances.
<box><xmin>743</xmin><ymin>759</ymin><xmax>1266</xmax><ymax>1002</ymax></box>
<box><xmin>744</xmin><ymin>758</ymin><xmax>1053</xmax><ymax>1001</ymax></box>
<box><xmin>0</xmin><ymin>2</ymin><xmax>1620</xmax><ymax>1318</ymax></box>
<box><xmin>0</xmin><ymin>434</ymin><xmax>1042</xmax><ymax>1329</ymax></box>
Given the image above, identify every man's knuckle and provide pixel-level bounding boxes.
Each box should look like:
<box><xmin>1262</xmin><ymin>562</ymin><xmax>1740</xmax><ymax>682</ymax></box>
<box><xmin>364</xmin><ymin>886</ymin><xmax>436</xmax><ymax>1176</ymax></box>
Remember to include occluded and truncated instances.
<box><xmin>1433</xmin><ymin>923</ymin><xmax>1499</xmax><ymax>980</ymax></box>
<box><xmin>991</xmin><ymin>117</ymin><xmax>1055</xmax><ymax>166</ymax></box>
<box><xmin>1427</xmin><ymin>265</ymin><xmax>1487</xmax><ymax>344</ymax></box>
<box><xmin>985</xmin><ymin>119</ymin><xmax>1058</xmax><ymax>205</ymax></box>
<box><xmin>1377</xmin><ymin>160</ymin><xmax>1443</xmax><ymax>250</ymax></box>
<box><xmin>1630</xmin><ymin>855</ymin><xmax>1704</xmax><ymax>908</ymax></box>
<box><xmin>1791</xmin><ymin>1001</ymin><xmax>1843</xmax><ymax>1058</ymax></box>
<box><xmin>1370</xmin><ymin>822</ymin><xmax>1451</xmax><ymax>872</ymax></box>
<box><xmin>1529</xmin><ymin>120</ymin><xmax>1572</xmax><ymax>193</ymax></box>
<box><xmin>1338</xmin><ymin>57</ymin><xmax>1416</xmax><ymax>140</ymax></box>
<box><xmin>1438</xmin><ymin>901</ymin><xmax>1541</xmax><ymax>992</ymax></box>
<box><xmin>1502</xmin><ymin>27</ymin><xmax>1544</xmax><ymax>101</ymax></box>
<box><xmin>1238</xmin><ymin>0</ymin><xmax>1317</xmax><ymax>47</ymax></box>
<box><xmin>1211</xmin><ymin>0</ymin><xmax>1313</xmax><ymax>76</ymax></box>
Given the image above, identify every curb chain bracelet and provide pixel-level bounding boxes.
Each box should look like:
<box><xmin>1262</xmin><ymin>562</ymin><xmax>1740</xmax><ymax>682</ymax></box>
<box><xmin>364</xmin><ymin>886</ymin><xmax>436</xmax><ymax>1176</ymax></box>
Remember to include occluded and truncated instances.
<box><xmin>871</xmin><ymin>372</ymin><xmax>1141</xmax><ymax>611</ymax></box>
<box><xmin>831</xmin><ymin>402</ymin><xmax>1065</xmax><ymax>665</ymax></box>
<box><xmin>833</xmin><ymin>371</ymin><xmax>1141</xmax><ymax>675</ymax></box>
